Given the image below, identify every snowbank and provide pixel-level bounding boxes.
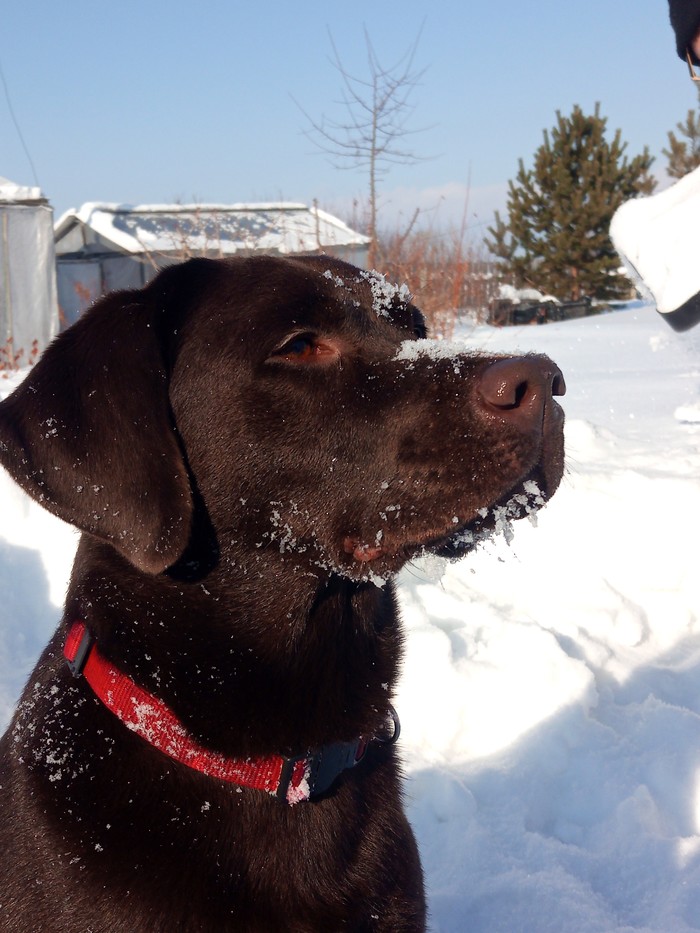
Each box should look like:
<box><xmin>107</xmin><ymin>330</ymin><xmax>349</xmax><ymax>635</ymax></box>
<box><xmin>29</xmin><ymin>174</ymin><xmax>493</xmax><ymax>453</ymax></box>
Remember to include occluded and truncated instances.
<box><xmin>2</xmin><ymin>305</ymin><xmax>700</xmax><ymax>931</ymax></box>
<box><xmin>396</xmin><ymin>307</ymin><xmax>700</xmax><ymax>931</ymax></box>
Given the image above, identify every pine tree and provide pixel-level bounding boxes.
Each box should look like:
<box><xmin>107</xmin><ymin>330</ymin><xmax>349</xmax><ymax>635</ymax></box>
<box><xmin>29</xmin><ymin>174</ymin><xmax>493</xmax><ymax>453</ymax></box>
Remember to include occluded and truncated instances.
<box><xmin>663</xmin><ymin>92</ymin><xmax>700</xmax><ymax>178</ymax></box>
<box><xmin>486</xmin><ymin>104</ymin><xmax>655</xmax><ymax>301</ymax></box>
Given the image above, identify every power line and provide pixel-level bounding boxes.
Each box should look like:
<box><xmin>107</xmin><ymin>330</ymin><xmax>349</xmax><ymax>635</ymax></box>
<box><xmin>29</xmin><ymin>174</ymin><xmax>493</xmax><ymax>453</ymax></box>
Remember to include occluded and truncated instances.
<box><xmin>0</xmin><ymin>57</ymin><xmax>39</xmax><ymax>188</ymax></box>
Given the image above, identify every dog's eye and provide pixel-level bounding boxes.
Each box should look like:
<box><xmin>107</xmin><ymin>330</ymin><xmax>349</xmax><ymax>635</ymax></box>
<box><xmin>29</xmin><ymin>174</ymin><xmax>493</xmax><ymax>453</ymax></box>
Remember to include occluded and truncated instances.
<box><xmin>282</xmin><ymin>335</ymin><xmax>316</xmax><ymax>358</ymax></box>
<box><xmin>269</xmin><ymin>333</ymin><xmax>339</xmax><ymax>364</ymax></box>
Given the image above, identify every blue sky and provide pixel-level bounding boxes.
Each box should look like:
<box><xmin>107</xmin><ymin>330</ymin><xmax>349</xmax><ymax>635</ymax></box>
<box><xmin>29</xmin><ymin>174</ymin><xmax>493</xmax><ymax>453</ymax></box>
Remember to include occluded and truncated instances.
<box><xmin>1</xmin><ymin>0</ymin><xmax>695</xmax><ymax>239</ymax></box>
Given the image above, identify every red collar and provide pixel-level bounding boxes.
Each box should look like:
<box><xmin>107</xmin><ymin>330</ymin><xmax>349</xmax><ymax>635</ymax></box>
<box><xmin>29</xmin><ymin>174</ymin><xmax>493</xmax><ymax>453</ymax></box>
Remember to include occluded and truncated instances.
<box><xmin>63</xmin><ymin>621</ymin><xmax>399</xmax><ymax>805</ymax></box>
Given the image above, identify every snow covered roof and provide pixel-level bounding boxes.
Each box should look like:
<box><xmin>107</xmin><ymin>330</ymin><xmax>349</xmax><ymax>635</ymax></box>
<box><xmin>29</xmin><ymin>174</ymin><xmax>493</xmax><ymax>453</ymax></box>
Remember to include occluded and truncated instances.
<box><xmin>0</xmin><ymin>176</ymin><xmax>48</xmax><ymax>205</ymax></box>
<box><xmin>54</xmin><ymin>202</ymin><xmax>370</xmax><ymax>257</ymax></box>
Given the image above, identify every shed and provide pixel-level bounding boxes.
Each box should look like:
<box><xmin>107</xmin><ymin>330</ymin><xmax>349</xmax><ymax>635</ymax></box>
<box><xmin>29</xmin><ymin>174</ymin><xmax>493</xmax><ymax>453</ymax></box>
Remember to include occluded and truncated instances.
<box><xmin>0</xmin><ymin>177</ymin><xmax>59</xmax><ymax>361</ymax></box>
<box><xmin>54</xmin><ymin>202</ymin><xmax>371</xmax><ymax>325</ymax></box>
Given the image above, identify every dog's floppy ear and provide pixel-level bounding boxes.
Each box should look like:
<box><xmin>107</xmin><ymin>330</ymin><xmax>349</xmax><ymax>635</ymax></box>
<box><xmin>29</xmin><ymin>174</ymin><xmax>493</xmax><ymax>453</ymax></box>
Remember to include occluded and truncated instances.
<box><xmin>0</xmin><ymin>284</ymin><xmax>194</xmax><ymax>574</ymax></box>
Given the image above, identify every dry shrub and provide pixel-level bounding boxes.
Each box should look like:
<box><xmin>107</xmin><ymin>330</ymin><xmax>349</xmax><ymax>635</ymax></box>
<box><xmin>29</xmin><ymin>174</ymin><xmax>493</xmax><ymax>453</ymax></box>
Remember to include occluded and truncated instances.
<box><xmin>0</xmin><ymin>338</ymin><xmax>39</xmax><ymax>376</ymax></box>
<box><xmin>344</xmin><ymin>199</ymin><xmax>501</xmax><ymax>338</ymax></box>
<box><xmin>375</xmin><ymin>227</ymin><xmax>500</xmax><ymax>338</ymax></box>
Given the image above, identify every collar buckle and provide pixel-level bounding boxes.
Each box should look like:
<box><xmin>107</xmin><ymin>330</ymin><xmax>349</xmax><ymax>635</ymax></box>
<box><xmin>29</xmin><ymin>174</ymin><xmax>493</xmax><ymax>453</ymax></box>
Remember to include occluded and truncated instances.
<box><xmin>278</xmin><ymin>737</ymin><xmax>369</xmax><ymax>804</ymax></box>
<box><xmin>63</xmin><ymin>621</ymin><xmax>94</xmax><ymax>678</ymax></box>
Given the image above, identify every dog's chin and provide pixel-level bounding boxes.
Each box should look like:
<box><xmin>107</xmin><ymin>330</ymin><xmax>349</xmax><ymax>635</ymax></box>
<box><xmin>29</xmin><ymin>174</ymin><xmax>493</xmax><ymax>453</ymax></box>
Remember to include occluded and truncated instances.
<box><xmin>381</xmin><ymin>466</ymin><xmax>559</xmax><ymax>570</ymax></box>
<box><xmin>332</xmin><ymin>458</ymin><xmax>564</xmax><ymax>583</ymax></box>
<box><xmin>433</xmin><ymin>466</ymin><xmax>557</xmax><ymax>561</ymax></box>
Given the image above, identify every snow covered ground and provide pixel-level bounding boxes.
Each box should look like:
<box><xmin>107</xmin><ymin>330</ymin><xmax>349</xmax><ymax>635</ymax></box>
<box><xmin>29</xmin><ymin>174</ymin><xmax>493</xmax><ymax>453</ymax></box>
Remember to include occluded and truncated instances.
<box><xmin>1</xmin><ymin>303</ymin><xmax>699</xmax><ymax>931</ymax></box>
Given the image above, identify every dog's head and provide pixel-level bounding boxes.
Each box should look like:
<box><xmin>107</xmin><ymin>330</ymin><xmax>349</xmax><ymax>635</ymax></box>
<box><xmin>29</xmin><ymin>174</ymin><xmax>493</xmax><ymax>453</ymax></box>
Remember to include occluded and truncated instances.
<box><xmin>0</xmin><ymin>255</ymin><xmax>565</xmax><ymax>582</ymax></box>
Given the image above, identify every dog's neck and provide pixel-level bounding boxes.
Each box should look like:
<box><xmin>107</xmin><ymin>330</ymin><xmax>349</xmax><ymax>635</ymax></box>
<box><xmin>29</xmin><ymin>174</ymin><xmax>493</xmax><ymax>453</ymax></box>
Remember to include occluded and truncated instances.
<box><xmin>63</xmin><ymin>535</ymin><xmax>402</xmax><ymax>758</ymax></box>
<box><xmin>63</xmin><ymin>619</ymin><xmax>399</xmax><ymax>803</ymax></box>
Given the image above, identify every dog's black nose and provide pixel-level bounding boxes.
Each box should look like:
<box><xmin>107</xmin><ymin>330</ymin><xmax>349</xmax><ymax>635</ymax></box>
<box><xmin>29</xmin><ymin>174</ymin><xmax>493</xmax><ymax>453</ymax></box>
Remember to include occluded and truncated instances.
<box><xmin>478</xmin><ymin>356</ymin><xmax>566</xmax><ymax>429</ymax></box>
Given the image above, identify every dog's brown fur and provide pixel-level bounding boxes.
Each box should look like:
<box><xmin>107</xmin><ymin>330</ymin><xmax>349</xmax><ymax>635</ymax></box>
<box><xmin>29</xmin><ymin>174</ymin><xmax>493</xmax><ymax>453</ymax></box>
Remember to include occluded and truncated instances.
<box><xmin>0</xmin><ymin>255</ymin><xmax>565</xmax><ymax>932</ymax></box>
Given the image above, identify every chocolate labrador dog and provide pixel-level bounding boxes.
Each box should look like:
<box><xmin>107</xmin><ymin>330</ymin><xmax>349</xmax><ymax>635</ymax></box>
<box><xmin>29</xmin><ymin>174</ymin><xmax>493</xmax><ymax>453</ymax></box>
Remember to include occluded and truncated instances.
<box><xmin>0</xmin><ymin>255</ymin><xmax>565</xmax><ymax>932</ymax></box>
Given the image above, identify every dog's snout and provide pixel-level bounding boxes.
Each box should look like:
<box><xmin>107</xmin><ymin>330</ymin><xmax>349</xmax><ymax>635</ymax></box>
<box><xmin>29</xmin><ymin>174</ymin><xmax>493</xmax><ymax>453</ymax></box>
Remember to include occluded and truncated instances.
<box><xmin>478</xmin><ymin>356</ymin><xmax>566</xmax><ymax>428</ymax></box>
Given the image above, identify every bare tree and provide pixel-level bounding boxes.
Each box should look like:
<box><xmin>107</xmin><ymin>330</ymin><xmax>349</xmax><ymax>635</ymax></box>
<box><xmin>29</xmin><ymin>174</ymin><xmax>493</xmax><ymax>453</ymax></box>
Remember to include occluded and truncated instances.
<box><xmin>299</xmin><ymin>27</ymin><xmax>428</xmax><ymax>268</ymax></box>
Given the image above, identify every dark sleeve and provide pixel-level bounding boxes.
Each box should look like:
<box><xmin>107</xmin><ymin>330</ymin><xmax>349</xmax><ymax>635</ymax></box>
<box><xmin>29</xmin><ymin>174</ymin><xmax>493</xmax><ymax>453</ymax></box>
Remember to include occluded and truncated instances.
<box><xmin>669</xmin><ymin>0</ymin><xmax>700</xmax><ymax>60</ymax></box>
